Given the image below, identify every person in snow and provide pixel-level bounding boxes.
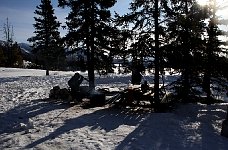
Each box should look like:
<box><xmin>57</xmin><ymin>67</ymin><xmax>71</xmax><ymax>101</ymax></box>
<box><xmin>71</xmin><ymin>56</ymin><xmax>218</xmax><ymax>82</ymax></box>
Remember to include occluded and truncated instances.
<box><xmin>131</xmin><ymin>60</ymin><xmax>144</xmax><ymax>85</ymax></box>
<box><xmin>141</xmin><ymin>80</ymin><xmax>149</xmax><ymax>93</ymax></box>
<box><xmin>68</xmin><ymin>73</ymin><xmax>87</xmax><ymax>100</ymax></box>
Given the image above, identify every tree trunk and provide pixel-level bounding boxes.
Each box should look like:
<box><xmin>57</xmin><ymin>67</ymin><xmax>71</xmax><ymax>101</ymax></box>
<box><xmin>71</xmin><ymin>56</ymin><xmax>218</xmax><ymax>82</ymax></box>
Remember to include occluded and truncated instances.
<box><xmin>45</xmin><ymin>61</ymin><xmax>50</xmax><ymax>76</ymax></box>
<box><xmin>154</xmin><ymin>0</ymin><xmax>160</xmax><ymax>108</ymax></box>
<box><xmin>204</xmin><ymin>0</ymin><xmax>216</xmax><ymax>104</ymax></box>
<box><xmin>46</xmin><ymin>69</ymin><xmax>49</xmax><ymax>76</ymax></box>
<box><xmin>87</xmin><ymin>1</ymin><xmax>95</xmax><ymax>91</ymax></box>
<box><xmin>183</xmin><ymin>67</ymin><xmax>190</xmax><ymax>101</ymax></box>
<box><xmin>204</xmin><ymin>71</ymin><xmax>211</xmax><ymax>103</ymax></box>
<box><xmin>182</xmin><ymin>1</ymin><xmax>190</xmax><ymax>102</ymax></box>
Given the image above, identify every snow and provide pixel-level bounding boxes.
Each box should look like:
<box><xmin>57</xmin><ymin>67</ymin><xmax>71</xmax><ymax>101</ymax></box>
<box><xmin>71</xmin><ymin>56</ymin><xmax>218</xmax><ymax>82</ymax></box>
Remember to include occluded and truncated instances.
<box><xmin>1</xmin><ymin>67</ymin><xmax>228</xmax><ymax>150</ymax></box>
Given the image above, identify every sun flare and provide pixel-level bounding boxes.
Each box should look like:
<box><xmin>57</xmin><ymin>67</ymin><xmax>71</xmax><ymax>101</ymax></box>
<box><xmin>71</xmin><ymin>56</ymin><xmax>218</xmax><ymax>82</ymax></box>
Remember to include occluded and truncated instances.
<box><xmin>197</xmin><ymin>0</ymin><xmax>209</xmax><ymax>6</ymax></box>
<box><xmin>197</xmin><ymin>0</ymin><xmax>226</xmax><ymax>6</ymax></box>
<box><xmin>197</xmin><ymin>0</ymin><xmax>228</xmax><ymax>19</ymax></box>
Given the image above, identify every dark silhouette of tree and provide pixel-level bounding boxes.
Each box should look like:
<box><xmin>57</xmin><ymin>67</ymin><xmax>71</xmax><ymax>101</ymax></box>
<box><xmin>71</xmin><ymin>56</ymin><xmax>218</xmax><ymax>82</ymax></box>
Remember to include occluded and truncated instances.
<box><xmin>115</xmin><ymin>0</ymin><xmax>170</xmax><ymax>108</ymax></box>
<box><xmin>0</xmin><ymin>43</ymin><xmax>23</xmax><ymax>68</ymax></box>
<box><xmin>28</xmin><ymin>0</ymin><xmax>65</xmax><ymax>75</ymax></box>
<box><xmin>154</xmin><ymin>0</ymin><xmax>160</xmax><ymax>108</ymax></box>
<box><xmin>11</xmin><ymin>42</ymin><xmax>23</xmax><ymax>68</ymax></box>
<box><xmin>11</xmin><ymin>42</ymin><xmax>23</xmax><ymax>67</ymax></box>
<box><xmin>2</xmin><ymin>18</ymin><xmax>14</xmax><ymax>67</ymax></box>
<box><xmin>163</xmin><ymin>0</ymin><xmax>208</xmax><ymax>102</ymax></box>
<box><xmin>1</xmin><ymin>18</ymin><xmax>23</xmax><ymax>68</ymax></box>
<box><xmin>203</xmin><ymin>0</ymin><xmax>228</xmax><ymax>103</ymax></box>
<box><xmin>58</xmin><ymin>0</ymin><xmax>117</xmax><ymax>90</ymax></box>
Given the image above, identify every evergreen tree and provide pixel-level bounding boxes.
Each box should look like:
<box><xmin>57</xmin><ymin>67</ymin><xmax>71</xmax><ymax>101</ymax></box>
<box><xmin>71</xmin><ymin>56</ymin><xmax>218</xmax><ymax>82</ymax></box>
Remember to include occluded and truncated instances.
<box><xmin>163</xmin><ymin>0</ymin><xmax>208</xmax><ymax>102</ymax></box>
<box><xmin>0</xmin><ymin>43</ymin><xmax>23</xmax><ymax>68</ymax></box>
<box><xmin>11</xmin><ymin>42</ymin><xmax>23</xmax><ymax>68</ymax></box>
<box><xmin>203</xmin><ymin>0</ymin><xmax>228</xmax><ymax>103</ymax></box>
<box><xmin>1</xmin><ymin>18</ymin><xmax>23</xmax><ymax>68</ymax></box>
<box><xmin>28</xmin><ymin>0</ymin><xmax>65</xmax><ymax>75</ymax></box>
<box><xmin>116</xmin><ymin>0</ymin><xmax>169</xmax><ymax>106</ymax></box>
<box><xmin>58</xmin><ymin>0</ymin><xmax>117</xmax><ymax>90</ymax></box>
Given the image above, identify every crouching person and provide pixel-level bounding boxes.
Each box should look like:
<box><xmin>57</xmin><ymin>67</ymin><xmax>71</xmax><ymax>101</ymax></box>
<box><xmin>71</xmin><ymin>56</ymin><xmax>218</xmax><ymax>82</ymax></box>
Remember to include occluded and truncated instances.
<box><xmin>68</xmin><ymin>73</ymin><xmax>86</xmax><ymax>102</ymax></box>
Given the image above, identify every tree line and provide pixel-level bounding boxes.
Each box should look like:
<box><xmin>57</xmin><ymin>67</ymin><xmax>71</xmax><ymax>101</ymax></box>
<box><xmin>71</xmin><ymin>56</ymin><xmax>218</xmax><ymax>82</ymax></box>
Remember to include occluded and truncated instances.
<box><xmin>0</xmin><ymin>18</ymin><xmax>23</xmax><ymax>68</ymax></box>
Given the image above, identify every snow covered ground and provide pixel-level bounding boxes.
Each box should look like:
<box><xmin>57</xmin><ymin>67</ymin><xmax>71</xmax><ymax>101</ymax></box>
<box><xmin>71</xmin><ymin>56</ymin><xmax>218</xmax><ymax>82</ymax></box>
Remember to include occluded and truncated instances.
<box><xmin>0</xmin><ymin>67</ymin><xmax>228</xmax><ymax>150</ymax></box>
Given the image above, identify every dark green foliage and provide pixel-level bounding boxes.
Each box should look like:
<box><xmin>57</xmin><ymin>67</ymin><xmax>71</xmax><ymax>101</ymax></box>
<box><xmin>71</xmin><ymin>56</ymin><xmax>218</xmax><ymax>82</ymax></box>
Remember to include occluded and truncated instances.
<box><xmin>28</xmin><ymin>0</ymin><xmax>66</xmax><ymax>74</ymax></box>
<box><xmin>115</xmin><ymin>0</ymin><xmax>173</xmax><ymax>106</ymax></box>
<box><xmin>1</xmin><ymin>18</ymin><xmax>23</xmax><ymax>67</ymax></box>
<box><xmin>11</xmin><ymin>43</ymin><xmax>23</xmax><ymax>67</ymax></box>
<box><xmin>117</xmin><ymin>0</ymin><xmax>227</xmax><ymax>104</ymax></box>
<box><xmin>163</xmin><ymin>0</ymin><xmax>209</xmax><ymax>102</ymax></box>
<box><xmin>0</xmin><ymin>42</ymin><xmax>23</xmax><ymax>68</ymax></box>
<box><xmin>58</xmin><ymin>0</ymin><xmax>117</xmax><ymax>89</ymax></box>
<box><xmin>116</xmin><ymin>0</ymin><xmax>158</xmax><ymax>61</ymax></box>
<box><xmin>201</xmin><ymin>1</ymin><xmax>228</xmax><ymax>103</ymax></box>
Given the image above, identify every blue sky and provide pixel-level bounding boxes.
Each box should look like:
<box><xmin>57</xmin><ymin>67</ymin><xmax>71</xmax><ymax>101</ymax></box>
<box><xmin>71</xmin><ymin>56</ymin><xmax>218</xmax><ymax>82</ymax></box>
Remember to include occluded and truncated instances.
<box><xmin>0</xmin><ymin>0</ymin><xmax>130</xmax><ymax>43</ymax></box>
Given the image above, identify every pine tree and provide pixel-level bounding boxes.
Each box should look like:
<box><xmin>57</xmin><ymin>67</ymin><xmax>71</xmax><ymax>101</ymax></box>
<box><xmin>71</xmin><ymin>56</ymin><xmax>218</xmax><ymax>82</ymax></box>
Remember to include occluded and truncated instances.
<box><xmin>28</xmin><ymin>0</ymin><xmax>65</xmax><ymax>75</ymax></box>
<box><xmin>58</xmin><ymin>0</ymin><xmax>117</xmax><ymax>90</ymax></box>
<box><xmin>11</xmin><ymin>42</ymin><xmax>23</xmax><ymax>68</ymax></box>
<box><xmin>203</xmin><ymin>0</ymin><xmax>228</xmax><ymax>103</ymax></box>
<box><xmin>115</xmin><ymin>0</ymin><xmax>169</xmax><ymax>107</ymax></box>
<box><xmin>110</xmin><ymin>28</ymin><xmax>133</xmax><ymax>73</ymax></box>
<box><xmin>163</xmin><ymin>0</ymin><xmax>208</xmax><ymax>102</ymax></box>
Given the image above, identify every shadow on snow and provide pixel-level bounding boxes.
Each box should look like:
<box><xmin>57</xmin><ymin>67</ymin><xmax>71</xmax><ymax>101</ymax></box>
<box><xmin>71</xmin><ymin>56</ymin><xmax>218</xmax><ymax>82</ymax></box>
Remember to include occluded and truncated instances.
<box><xmin>24</xmin><ymin>107</ymin><xmax>145</xmax><ymax>148</ymax></box>
<box><xmin>0</xmin><ymin>99</ymin><xmax>69</xmax><ymax>134</ymax></box>
<box><xmin>115</xmin><ymin>104</ymin><xmax>228</xmax><ymax>150</ymax></box>
<box><xmin>23</xmin><ymin>103</ymin><xmax>228</xmax><ymax>149</ymax></box>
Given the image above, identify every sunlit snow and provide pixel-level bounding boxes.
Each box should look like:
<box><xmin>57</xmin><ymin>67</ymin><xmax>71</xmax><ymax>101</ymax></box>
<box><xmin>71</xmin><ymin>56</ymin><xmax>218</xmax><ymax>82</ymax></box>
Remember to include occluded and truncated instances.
<box><xmin>0</xmin><ymin>67</ymin><xmax>228</xmax><ymax>150</ymax></box>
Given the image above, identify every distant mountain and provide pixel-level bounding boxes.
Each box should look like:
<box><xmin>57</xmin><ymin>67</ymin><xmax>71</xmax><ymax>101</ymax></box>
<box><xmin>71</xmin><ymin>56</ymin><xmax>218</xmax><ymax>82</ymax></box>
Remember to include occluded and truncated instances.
<box><xmin>0</xmin><ymin>40</ymin><xmax>34</xmax><ymax>63</ymax></box>
<box><xmin>18</xmin><ymin>43</ymin><xmax>34</xmax><ymax>62</ymax></box>
<box><xmin>18</xmin><ymin>43</ymin><xmax>33</xmax><ymax>54</ymax></box>
<box><xmin>0</xmin><ymin>41</ymin><xmax>80</xmax><ymax>64</ymax></box>
<box><xmin>0</xmin><ymin>41</ymin><xmax>32</xmax><ymax>54</ymax></box>
<box><xmin>18</xmin><ymin>43</ymin><xmax>32</xmax><ymax>53</ymax></box>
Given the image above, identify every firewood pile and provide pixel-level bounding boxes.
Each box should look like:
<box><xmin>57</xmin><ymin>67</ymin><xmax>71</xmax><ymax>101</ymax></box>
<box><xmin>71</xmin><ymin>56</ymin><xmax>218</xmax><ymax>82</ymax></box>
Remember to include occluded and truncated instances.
<box><xmin>105</xmin><ymin>84</ymin><xmax>176</xmax><ymax>111</ymax></box>
<box><xmin>106</xmin><ymin>85</ymin><xmax>154</xmax><ymax>108</ymax></box>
